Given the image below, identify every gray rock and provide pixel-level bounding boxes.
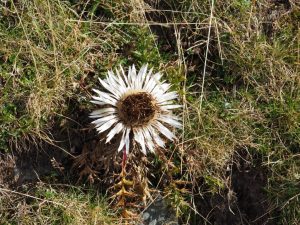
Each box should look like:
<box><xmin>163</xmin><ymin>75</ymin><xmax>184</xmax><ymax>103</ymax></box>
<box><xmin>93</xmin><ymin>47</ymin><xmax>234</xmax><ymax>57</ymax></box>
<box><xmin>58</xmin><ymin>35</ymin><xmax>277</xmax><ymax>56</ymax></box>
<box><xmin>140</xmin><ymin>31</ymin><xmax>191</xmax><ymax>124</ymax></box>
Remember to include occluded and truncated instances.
<box><xmin>141</xmin><ymin>194</ymin><xmax>178</xmax><ymax>225</ymax></box>
<box><xmin>149</xmin><ymin>219</ymin><xmax>157</xmax><ymax>225</ymax></box>
<box><xmin>143</xmin><ymin>212</ymin><xmax>150</xmax><ymax>221</ymax></box>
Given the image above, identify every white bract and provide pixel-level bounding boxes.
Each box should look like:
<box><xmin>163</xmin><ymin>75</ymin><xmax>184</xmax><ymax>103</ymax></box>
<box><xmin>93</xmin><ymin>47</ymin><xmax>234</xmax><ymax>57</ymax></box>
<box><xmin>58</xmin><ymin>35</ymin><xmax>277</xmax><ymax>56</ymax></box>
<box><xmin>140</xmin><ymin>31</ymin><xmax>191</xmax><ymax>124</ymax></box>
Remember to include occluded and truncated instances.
<box><xmin>90</xmin><ymin>64</ymin><xmax>181</xmax><ymax>154</ymax></box>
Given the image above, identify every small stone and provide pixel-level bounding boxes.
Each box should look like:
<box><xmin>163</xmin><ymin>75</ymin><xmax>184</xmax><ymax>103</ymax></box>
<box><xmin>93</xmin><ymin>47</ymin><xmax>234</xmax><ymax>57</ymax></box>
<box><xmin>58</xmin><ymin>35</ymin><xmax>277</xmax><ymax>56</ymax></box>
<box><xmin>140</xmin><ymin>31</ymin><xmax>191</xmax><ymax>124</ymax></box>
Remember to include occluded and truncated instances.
<box><xmin>149</xmin><ymin>219</ymin><xmax>157</xmax><ymax>225</ymax></box>
<box><xmin>142</xmin><ymin>194</ymin><xmax>178</xmax><ymax>225</ymax></box>
<box><xmin>142</xmin><ymin>212</ymin><xmax>150</xmax><ymax>221</ymax></box>
<box><xmin>157</xmin><ymin>216</ymin><xmax>165</xmax><ymax>222</ymax></box>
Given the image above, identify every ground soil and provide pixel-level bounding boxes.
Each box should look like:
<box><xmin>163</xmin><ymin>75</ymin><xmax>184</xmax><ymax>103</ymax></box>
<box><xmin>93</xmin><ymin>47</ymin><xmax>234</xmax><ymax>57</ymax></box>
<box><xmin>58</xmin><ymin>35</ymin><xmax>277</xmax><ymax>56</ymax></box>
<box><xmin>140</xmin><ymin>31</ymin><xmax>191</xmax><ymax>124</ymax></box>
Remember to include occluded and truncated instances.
<box><xmin>193</xmin><ymin>150</ymin><xmax>275</xmax><ymax>225</ymax></box>
<box><xmin>0</xmin><ymin>142</ymin><xmax>275</xmax><ymax>225</ymax></box>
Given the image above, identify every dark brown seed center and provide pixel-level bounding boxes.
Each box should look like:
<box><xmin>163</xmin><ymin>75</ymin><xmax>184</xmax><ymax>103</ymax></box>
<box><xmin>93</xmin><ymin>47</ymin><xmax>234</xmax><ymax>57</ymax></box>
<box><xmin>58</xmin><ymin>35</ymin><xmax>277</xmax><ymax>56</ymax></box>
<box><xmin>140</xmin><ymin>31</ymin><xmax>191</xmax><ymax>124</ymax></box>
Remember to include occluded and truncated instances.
<box><xmin>118</xmin><ymin>92</ymin><xmax>157</xmax><ymax>127</ymax></box>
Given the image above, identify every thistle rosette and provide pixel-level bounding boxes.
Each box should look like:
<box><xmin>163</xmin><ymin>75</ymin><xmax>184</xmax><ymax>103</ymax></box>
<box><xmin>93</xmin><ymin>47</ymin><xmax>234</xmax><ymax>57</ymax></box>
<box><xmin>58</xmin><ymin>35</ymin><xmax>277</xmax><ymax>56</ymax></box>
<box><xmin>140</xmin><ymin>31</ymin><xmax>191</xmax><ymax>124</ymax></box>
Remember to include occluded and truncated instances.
<box><xmin>90</xmin><ymin>64</ymin><xmax>181</xmax><ymax>154</ymax></box>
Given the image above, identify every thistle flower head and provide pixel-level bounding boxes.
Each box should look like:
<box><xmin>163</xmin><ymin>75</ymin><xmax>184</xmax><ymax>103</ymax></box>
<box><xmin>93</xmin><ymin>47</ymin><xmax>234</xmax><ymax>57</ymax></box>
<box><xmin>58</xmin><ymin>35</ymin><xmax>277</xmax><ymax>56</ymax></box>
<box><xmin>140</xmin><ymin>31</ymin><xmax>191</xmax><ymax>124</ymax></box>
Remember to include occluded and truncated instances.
<box><xmin>90</xmin><ymin>64</ymin><xmax>181</xmax><ymax>154</ymax></box>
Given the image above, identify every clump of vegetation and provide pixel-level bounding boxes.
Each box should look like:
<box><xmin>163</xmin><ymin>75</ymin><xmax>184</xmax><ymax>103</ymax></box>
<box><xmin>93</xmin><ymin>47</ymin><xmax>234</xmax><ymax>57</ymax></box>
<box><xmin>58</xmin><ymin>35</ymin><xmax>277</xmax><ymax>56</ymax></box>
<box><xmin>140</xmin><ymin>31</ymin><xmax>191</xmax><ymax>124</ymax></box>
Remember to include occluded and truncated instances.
<box><xmin>0</xmin><ymin>0</ymin><xmax>94</xmax><ymax>150</ymax></box>
<box><xmin>0</xmin><ymin>0</ymin><xmax>299</xmax><ymax>224</ymax></box>
<box><xmin>0</xmin><ymin>184</ymin><xmax>117</xmax><ymax>225</ymax></box>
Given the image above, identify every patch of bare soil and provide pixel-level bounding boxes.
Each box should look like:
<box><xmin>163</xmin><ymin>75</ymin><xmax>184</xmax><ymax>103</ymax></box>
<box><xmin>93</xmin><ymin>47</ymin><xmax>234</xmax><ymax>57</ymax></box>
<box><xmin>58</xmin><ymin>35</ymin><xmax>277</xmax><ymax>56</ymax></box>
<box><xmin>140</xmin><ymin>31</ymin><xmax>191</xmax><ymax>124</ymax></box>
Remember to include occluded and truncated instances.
<box><xmin>0</xmin><ymin>105</ymin><xmax>92</xmax><ymax>189</ymax></box>
<box><xmin>0</xmin><ymin>145</ymin><xmax>67</xmax><ymax>189</ymax></box>
<box><xmin>0</xmin><ymin>153</ymin><xmax>17</xmax><ymax>188</ymax></box>
<box><xmin>0</xmin><ymin>103</ymin><xmax>275</xmax><ymax>225</ymax></box>
<box><xmin>0</xmin><ymin>105</ymin><xmax>123</xmax><ymax>192</ymax></box>
<box><xmin>0</xmin><ymin>140</ymin><xmax>274</xmax><ymax>224</ymax></box>
<box><xmin>193</xmin><ymin>150</ymin><xmax>274</xmax><ymax>225</ymax></box>
<box><xmin>262</xmin><ymin>0</ymin><xmax>293</xmax><ymax>38</ymax></box>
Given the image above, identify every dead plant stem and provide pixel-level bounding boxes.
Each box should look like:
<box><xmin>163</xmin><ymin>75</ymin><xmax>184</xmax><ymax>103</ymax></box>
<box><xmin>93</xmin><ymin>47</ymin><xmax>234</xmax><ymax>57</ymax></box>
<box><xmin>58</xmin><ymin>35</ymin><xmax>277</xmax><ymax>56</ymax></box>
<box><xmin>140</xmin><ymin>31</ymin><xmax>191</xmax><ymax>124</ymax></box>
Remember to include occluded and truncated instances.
<box><xmin>199</xmin><ymin>0</ymin><xmax>214</xmax><ymax>112</ymax></box>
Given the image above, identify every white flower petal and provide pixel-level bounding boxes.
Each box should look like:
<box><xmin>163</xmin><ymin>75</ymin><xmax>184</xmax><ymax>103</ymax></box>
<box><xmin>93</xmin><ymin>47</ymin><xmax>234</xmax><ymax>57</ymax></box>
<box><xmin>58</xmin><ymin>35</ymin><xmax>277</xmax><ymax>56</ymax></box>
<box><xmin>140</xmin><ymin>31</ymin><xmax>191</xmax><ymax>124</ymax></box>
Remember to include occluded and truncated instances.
<box><xmin>119</xmin><ymin>65</ymin><xmax>129</xmax><ymax>85</ymax></box>
<box><xmin>160</xmin><ymin>104</ymin><xmax>182</xmax><ymax>110</ymax></box>
<box><xmin>130</xmin><ymin>64</ymin><xmax>137</xmax><ymax>85</ymax></box>
<box><xmin>90</xmin><ymin>100</ymin><xmax>106</xmax><ymax>106</ymax></box>
<box><xmin>158</xmin><ymin>100</ymin><xmax>174</xmax><ymax>106</ymax></box>
<box><xmin>90</xmin><ymin>107</ymin><xmax>116</xmax><ymax>115</ymax></box>
<box><xmin>118</xmin><ymin>130</ymin><xmax>126</xmax><ymax>152</ymax></box>
<box><xmin>135</xmin><ymin>64</ymin><xmax>147</xmax><ymax>89</ymax></box>
<box><xmin>141</xmin><ymin>127</ymin><xmax>155</xmax><ymax>153</ymax></box>
<box><xmin>98</xmin><ymin>78</ymin><xmax>112</xmax><ymax>92</ymax></box>
<box><xmin>161</xmin><ymin>105</ymin><xmax>183</xmax><ymax>110</ymax></box>
<box><xmin>142</xmin><ymin>67</ymin><xmax>153</xmax><ymax>89</ymax></box>
<box><xmin>117</xmin><ymin>127</ymin><xmax>131</xmax><ymax>153</ymax></box>
<box><xmin>133</xmin><ymin>128</ymin><xmax>147</xmax><ymax>154</ymax></box>
<box><xmin>92</xmin><ymin>96</ymin><xmax>116</xmax><ymax>106</ymax></box>
<box><xmin>109</xmin><ymin>70</ymin><xmax>127</xmax><ymax>91</ymax></box>
<box><xmin>158</xmin><ymin>115</ymin><xmax>182</xmax><ymax>128</ymax></box>
<box><xmin>98</xmin><ymin>77</ymin><xmax>123</xmax><ymax>100</ymax></box>
<box><xmin>154</xmin><ymin>121</ymin><xmax>175</xmax><ymax>141</ymax></box>
<box><xmin>93</xmin><ymin>88</ymin><xmax>117</xmax><ymax>101</ymax></box>
<box><xmin>105</xmin><ymin>72</ymin><xmax>123</xmax><ymax>98</ymax></box>
<box><xmin>106</xmin><ymin>122</ymin><xmax>124</xmax><ymax>143</ymax></box>
<box><xmin>144</xmin><ymin>77</ymin><xmax>158</xmax><ymax>93</ymax></box>
<box><xmin>151</xmin><ymin>85</ymin><xmax>164</xmax><ymax>96</ymax></box>
<box><xmin>153</xmin><ymin>72</ymin><xmax>163</xmax><ymax>82</ymax></box>
<box><xmin>153</xmin><ymin>134</ymin><xmax>165</xmax><ymax>148</ymax></box>
<box><xmin>96</xmin><ymin>118</ymin><xmax>118</xmax><ymax>133</ymax></box>
<box><xmin>156</xmin><ymin>91</ymin><xmax>178</xmax><ymax>103</ymax></box>
<box><xmin>127</xmin><ymin>65</ymin><xmax>134</xmax><ymax>87</ymax></box>
<box><xmin>115</xmin><ymin>68</ymin><xmax>127</xmax><ymax>90</ymax></box>
<box><xmin>161</xmin><ymin>83</ymin><xmax>171</xmax><ymax>92</ymax></box>
<box><xmin>125</xmin><ymin>128</ymin><xmax>131</xmax><ymax>154</ymax></box>
<box><xmin>92</xmin><ymin>115</ymin><xmax>116</xmax><ymax>126</ymax></box>
<box><xmin>151</xmin><ymin>83</ymin><xmax>171</xmax><ymax>99</ymax></box>
<box><xmin>148</xmin><ymin>125</ymin><xmax>165</xmax><ymax>148</ymax></box>
<box><xmin>89</xmin><ymin>107</ymin><xmax>116</xmax><ymax>118</ymax></box>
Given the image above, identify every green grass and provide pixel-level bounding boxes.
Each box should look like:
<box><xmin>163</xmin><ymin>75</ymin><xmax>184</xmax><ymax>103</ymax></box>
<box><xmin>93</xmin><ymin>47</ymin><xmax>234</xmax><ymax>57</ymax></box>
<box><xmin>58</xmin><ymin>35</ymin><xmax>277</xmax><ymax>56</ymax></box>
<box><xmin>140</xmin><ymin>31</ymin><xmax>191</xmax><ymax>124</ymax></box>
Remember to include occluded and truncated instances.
<box><xmin>0</xmin><ymin>0</ymin><xmax>299</xmax><ymax>224</ymax></box>
<box><xmin>0</xmin><ymin>184</ymin><xmax>117</xmax><ymax>225</ymax></box>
